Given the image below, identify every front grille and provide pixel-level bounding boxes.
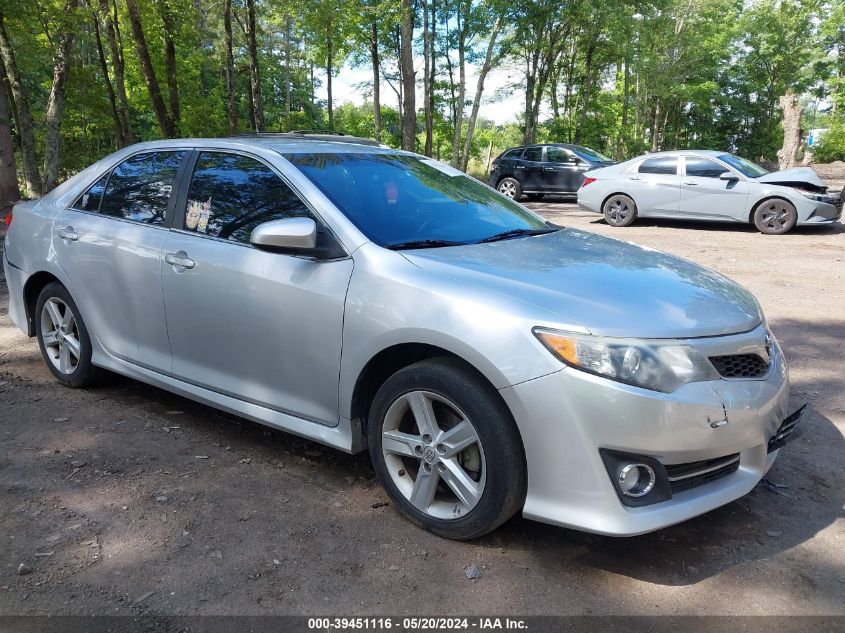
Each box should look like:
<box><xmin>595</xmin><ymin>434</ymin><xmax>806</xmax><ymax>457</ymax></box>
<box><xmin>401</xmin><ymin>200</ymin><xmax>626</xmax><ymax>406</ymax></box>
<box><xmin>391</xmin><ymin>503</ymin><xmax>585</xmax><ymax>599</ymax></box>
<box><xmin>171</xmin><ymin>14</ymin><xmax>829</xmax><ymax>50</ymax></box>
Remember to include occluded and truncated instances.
<box><xmin>664</xmin><ymin>453</ymin><xmax>740</xmax><ymax>493</ymax></box>
<box><xmin>709</xmin><ymin>353</ymin><xmax>770</xmax><ymax>378</ymax></box>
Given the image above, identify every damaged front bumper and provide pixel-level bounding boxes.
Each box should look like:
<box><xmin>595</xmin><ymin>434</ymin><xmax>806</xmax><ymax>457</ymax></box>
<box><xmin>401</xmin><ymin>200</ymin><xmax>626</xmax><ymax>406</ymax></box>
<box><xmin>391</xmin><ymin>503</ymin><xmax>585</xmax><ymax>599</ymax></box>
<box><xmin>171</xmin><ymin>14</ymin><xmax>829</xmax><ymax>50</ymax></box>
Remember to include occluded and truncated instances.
<box><xmin>500</xmin><ymin>324</ymin><xmax>799</xmax><ymax>536</ymax></box>
<box><xmin>797</xmin><ymin>191</ymin><xmax>842</xmax><ymax>225</ymax></box>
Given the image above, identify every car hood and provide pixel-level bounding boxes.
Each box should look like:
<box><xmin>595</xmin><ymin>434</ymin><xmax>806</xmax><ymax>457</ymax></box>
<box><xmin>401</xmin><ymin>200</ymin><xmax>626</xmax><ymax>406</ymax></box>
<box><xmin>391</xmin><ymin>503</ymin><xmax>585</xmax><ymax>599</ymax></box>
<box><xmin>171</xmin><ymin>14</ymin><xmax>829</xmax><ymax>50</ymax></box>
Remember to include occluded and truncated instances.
<box><xmin>756</xmin><ymin>167</ymin><xmax>827</xmax><ymax>190</ymax></box>
<box><xmin>402</xmin><ymin>229</ymin><xmax>762</xmax><ymax>338</ymax></box>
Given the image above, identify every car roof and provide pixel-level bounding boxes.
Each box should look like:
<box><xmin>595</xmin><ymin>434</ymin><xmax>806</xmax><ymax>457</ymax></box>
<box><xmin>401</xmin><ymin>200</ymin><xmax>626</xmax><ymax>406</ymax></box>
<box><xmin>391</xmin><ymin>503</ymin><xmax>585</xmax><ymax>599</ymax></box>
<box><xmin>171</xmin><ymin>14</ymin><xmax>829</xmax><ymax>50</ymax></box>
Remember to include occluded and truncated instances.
<box><xmin>638</xmin><ymin>150</ymin><xmax>727</xmax><ymax>158</ymax></box>
<box><xmin>506</xmin><ymin>143</ymin><xmax>591</xmax><ymax>151</ymax></box>
<box><xmin>112</xmin><ymin>134</ymin><xmax>395</xmax><ymax>156</ymax></box>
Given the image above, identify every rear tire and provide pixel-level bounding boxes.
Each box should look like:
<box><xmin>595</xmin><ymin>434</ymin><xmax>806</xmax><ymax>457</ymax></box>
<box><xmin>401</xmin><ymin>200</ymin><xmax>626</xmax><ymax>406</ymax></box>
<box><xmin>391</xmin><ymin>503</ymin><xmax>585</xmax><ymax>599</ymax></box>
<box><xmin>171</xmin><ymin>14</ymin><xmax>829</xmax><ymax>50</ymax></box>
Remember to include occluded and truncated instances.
<box><xmin>497</xmin><ymin>177</ymin><xmax>522</xmax><ymax>201</ymax></box>
<box><xmin>752</xmin><ymin>199</ymin><xmax>797</xmax><ymax>234</ymax></box>
<box><xmin>35</xmin><ymin>282</ymin><xmax>99</xmax><ymax>388</ymax></box>
<box><xmin>367</xmin><ymin>358</ymin><xmax>526</xmax><ymax>540</ymax></box>
<box><xmin>602</xmin><ymin>194</ymin><xmax>638</xmax><ymax>227</ymax></box>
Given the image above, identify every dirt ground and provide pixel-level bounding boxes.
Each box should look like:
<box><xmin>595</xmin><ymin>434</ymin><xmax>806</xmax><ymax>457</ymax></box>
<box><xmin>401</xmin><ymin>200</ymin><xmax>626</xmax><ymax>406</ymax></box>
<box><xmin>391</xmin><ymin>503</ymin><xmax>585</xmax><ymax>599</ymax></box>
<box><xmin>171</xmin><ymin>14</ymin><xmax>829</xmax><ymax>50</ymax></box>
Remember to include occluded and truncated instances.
<box><xmin>1</xmin><ymin>193</ymin><xmax>844</xmax><ymax>617</ymax></box>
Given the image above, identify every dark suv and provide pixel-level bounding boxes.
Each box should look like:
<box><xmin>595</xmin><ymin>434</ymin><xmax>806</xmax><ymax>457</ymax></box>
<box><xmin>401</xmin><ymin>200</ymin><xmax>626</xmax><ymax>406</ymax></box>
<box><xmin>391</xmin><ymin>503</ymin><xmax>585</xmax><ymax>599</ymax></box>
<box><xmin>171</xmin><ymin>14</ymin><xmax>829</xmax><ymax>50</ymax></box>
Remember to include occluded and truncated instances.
<box><xmin>488</xmin><ymin>144</ymin><xmax>614</xmax><ymax>201</ymax></box>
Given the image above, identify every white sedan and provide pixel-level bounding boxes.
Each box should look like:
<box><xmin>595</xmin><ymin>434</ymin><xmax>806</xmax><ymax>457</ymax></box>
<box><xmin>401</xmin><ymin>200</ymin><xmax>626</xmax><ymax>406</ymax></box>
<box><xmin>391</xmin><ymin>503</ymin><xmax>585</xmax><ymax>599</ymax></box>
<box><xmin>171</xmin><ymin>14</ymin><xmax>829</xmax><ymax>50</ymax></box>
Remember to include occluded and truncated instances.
<box><xmin>577</xmin><ymin>150</ymin><xmax>842</xmax><ymax>234</ymax></box>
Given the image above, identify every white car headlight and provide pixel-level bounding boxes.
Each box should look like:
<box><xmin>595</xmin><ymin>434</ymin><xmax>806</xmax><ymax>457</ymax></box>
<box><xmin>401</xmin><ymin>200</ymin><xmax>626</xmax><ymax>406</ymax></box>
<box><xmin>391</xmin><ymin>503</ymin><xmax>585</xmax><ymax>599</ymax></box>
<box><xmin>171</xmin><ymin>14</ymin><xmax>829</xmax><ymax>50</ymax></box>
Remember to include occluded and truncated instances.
<box><xmin>534</xmin><ymin>328</ymin><xmax>720</xmax><ymax>393</ymax></box>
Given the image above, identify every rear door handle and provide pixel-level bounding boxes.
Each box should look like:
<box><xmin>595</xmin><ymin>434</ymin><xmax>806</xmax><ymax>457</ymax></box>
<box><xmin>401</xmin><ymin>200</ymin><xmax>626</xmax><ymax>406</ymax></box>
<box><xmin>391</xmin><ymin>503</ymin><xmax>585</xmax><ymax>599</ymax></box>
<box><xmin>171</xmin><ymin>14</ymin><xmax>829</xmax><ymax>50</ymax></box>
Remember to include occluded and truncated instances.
<box><xmin>543</xmin><ymin>167</ymin><xmax>557</xmax><ymax>172</ymax></box>
<box><xmin>164</xmin><ymin>251</ymin><xmax>196</xmax><ymax>269</ymax></box>
<box><xmin>683</xmin><ymin>181</ymin><xmax>698</xmax><ymax>186</ymax></box>
<box><xmin>56</xmin><ymin>226</ymin><xmax>78</xmax><ymax>241</ymax></box>
<box><xmin>515</xmin><ymin>165</ymin><xmax>525</xmax><ymax>170</ymax></box>
<box><xmin>627</xmin><ymin>176</ymin><xmax>640</xmax><ymax>181</ymax></box>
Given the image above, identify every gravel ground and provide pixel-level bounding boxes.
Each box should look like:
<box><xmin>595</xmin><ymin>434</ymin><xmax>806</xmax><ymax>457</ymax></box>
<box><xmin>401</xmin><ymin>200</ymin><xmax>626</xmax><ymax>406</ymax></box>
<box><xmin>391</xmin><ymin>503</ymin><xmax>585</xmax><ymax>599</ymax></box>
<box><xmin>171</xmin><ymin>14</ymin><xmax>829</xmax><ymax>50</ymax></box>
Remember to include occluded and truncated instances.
<box><xmin>1</xmin><ymin>201</ymin><xmax>844</xmax><ymax>617</ymax></box>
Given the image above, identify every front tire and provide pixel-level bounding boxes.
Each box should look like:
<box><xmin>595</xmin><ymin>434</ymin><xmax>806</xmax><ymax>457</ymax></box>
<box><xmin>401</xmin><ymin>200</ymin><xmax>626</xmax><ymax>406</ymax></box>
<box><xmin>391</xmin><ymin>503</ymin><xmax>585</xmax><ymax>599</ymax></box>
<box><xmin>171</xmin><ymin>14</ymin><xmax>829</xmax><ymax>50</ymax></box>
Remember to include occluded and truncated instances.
<box><xmin>35</xmin><ymin>282</ymin><xmax>99</xmax><ymax>388</ymax></box>
<box><xmin>602</xmin><ymin>194</ymin><xmax>638</xmax><ymax>227</ymax></box>
<box><xmin>753</xmin><ymin>199</ymin><xmax>797</xmax><ymax>234</ymax></box>
<box><xmin>497</xmin><ymin>177</ymin><xmax>522</xmax><ymax>201</ymax></box>
<box><xmin>367</xmin><ymin>358</ymin><xmax>526</xmax><ymax>540</ymax></box>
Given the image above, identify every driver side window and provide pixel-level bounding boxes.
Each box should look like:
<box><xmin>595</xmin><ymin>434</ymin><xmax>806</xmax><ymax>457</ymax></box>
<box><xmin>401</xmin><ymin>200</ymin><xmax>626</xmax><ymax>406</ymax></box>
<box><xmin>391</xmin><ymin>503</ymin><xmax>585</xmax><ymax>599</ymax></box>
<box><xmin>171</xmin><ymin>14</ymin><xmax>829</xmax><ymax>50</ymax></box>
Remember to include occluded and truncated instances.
<box><xmin>545</xmin><ymin>147</ymin><xmax>573</xmax><ymax>163</ymax></box>
<box><xmin>183</xmin><ymin>152</ymin><xmax>316</xmax><ymax>244</ymax></box>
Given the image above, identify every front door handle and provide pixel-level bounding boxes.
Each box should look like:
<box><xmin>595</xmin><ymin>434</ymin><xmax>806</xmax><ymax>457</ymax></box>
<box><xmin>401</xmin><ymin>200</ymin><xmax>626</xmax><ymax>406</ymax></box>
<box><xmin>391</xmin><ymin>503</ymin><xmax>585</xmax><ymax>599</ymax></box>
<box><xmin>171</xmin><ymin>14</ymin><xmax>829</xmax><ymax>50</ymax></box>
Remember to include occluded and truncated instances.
<box><xmin>683</xmin><ymin>181</ymin><xmax>698</xmax><ymax>186</ymax></box>
<box><xmin>56</xmin><ymin>226</ymin><xmax>78</xmax><ymax>241</ymax></box>
<box><xmin>164</xmin><ymin>251</ymin><xmax>196</xmax><ymax>269</ymax></box>
<box><xmin>543</xmin><ymin>167</ymin><xmax>557</xmax><ymax>172</ymax></box>
<box><xmin>515</xmin><ymin>165</ymin><xmax>525</xmax><ymax>169</ymax></box>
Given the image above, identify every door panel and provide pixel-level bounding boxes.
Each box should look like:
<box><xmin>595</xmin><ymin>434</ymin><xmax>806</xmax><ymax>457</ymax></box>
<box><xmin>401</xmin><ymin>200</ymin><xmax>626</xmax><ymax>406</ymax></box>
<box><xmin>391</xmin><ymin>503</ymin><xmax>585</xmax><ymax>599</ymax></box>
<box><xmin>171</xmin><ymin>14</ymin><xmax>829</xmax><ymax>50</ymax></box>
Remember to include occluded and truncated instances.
<box><xmin>518</xmin><ymin>146</ymin><xmax>545</xmax><ymax>192</ymax></box>
<box><xmin>679</xmin><ymin>157</ymin><xmax>749</xmax><ymax>220</ymax></box>
<box><xmin>161</xmin><ymin>234</ymin><xmax>352</xmax><ymax>423</ymax></box>
<box><xmin>627</xmin><ymin>157</ymin><xmax>681</xmax><ymax>216</ymax></box>
<box><xmin>53</xmin><ymin>211</ymin><xmax>172</xmax><ymax>372</ymax></box>
<box><xmin>51</xmin><ymin>150</ymin><xmax>187</xmax><ymax>372</ymax></box>
<box><xmin>544</xmin><ymin>147</ymin><xmax>584</xmax><ymax>193</ymax></box>
<box><xmin>161</xmin><ymin>150</ymin><xmax>353</xmax><ymax>424</ymax></box>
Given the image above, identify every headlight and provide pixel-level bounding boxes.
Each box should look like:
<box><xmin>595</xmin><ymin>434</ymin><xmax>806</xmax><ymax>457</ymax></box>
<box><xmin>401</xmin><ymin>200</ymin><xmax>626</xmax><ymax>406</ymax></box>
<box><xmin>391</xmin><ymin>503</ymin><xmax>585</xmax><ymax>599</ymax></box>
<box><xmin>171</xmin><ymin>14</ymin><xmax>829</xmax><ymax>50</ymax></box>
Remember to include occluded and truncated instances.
<box><xmin>794</xmin><ymin>188</ymin><xmax>837</xmax><ymax>204</ymax></box>
<box><xmin>534</xmin><ymin>328</ymin><xmax>720</xmax><ymax>393</ymax></box>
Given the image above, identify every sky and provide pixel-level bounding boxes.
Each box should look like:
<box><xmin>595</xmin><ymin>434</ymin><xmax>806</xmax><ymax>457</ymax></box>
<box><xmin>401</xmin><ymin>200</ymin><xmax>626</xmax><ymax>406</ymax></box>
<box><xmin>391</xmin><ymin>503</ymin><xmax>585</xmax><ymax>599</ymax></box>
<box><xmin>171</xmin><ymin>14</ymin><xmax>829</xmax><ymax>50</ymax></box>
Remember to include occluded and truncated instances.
<box><xmin>313</xmin><ymin>59</ymin><xmax>529</xmax><ymax>125</ymax></box>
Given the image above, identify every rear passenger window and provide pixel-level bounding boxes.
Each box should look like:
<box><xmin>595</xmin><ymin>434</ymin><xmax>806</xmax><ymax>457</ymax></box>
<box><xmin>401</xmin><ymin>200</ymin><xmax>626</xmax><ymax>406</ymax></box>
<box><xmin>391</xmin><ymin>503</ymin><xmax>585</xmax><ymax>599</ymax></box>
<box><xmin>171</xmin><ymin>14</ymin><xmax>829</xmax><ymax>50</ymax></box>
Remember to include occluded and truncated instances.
<box><xmin>182</xmin><ymin>152</ymin><xmax>315</xmax><ymax>244</ymax></box>
<box><xmin>638</xmin><ymin>158</ymin><xmax>677</xmax><ymax>175</ymax></box>
<box><xmin>685</xmin><ymin>157</ymin><xmax>727</xmax><ymax>178</ymax></box>
<box><xmin>99</xmin><ymin>151</ymin><xmax>186</xmax><ymax>225</ymax></box>
<box><xmin>522</xmin><ymin>147</ymin><xmax>542</xmax><ymax>161</ymax></box>
<box><xmin>72</xmin><ymin>173</ymin><xmax>109</xmax><ymax>212</ymax></box>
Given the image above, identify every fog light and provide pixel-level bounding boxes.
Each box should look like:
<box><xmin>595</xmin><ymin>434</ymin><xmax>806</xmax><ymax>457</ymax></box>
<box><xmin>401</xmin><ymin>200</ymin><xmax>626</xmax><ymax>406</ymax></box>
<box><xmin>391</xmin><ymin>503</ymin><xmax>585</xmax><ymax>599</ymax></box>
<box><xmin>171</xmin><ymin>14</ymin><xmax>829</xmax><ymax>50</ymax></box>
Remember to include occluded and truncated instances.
<box><xmin>617</xmin><ymin>463</ymin><xmax>656</xmax><ymax>497</ymax></box>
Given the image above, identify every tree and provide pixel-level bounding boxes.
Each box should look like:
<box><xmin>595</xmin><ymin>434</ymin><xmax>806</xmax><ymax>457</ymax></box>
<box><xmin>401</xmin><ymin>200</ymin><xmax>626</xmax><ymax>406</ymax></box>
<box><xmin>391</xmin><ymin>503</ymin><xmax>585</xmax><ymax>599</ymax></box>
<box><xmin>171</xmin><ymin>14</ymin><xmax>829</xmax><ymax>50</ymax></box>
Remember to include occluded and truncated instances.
<box><xmin>125</xmin><ymin>0</ymin><xmax>176</xmax><ymax>137</ymax></box>
<box><xmin>223</xmin><ymin>0</ymin><xmax>237</xmax><ymax>134</ymax></box>
<box><xmin>0</xmin><ymin>61</ymin><xmax>18</xmax><ymax>206</ymax></box>
<box><xmin>0</xmin><ymin>7</ymin><xmax>41</xmax><ymax>197</ymax></box>
<box><xmin>99</xmin><ymin>0</ymin><xmax>132</xmax><ymax>146</ymax></box>
<box><xmin>399</xmin><ymin>0</ymin><xmax>415</xmax><ymax>150</ymax></box>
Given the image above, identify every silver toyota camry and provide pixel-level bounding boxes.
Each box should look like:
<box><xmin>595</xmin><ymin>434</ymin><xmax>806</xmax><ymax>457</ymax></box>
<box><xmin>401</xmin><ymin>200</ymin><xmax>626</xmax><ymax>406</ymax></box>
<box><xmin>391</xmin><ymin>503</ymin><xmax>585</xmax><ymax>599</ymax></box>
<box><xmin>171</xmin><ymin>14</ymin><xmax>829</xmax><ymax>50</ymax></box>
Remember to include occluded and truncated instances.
<box><xmin>3</xmin><ymin>136</ymin><xmax>805</xmax><ymax>539</ymax></box>
<box><xmin>577</xmin><ymin>150</ymin><xmax>842</xmax><ymax>234</ymax></box>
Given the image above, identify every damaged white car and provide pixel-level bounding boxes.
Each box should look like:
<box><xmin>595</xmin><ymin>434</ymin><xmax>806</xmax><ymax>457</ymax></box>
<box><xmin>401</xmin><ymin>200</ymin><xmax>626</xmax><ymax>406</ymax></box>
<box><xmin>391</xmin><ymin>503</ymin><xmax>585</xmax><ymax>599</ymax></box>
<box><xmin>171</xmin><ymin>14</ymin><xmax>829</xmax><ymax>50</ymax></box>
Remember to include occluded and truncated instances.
<box><xmin>577</xmin><ymin>150</ymin><xmax>842</xmax><ymax>234</ymax></box>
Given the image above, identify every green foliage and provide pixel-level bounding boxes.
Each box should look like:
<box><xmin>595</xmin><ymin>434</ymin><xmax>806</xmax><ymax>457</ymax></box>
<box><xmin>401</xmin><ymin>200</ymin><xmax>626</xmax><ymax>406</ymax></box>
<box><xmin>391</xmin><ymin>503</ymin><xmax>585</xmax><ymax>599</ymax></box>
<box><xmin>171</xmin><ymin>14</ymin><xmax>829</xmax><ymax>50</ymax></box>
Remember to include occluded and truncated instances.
<box><xmin>813</xmin><ymin>118</ymin><xmax>845</xmax><ymax>163</ymax></box>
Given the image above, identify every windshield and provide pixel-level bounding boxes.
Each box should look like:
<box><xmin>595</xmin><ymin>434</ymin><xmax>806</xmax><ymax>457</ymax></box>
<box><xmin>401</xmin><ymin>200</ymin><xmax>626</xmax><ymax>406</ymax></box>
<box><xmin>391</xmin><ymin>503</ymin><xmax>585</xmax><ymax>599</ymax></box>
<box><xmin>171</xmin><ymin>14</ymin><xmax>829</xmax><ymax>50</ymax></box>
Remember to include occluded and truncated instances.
<box><xmin>286</xmin><ymin>153</ymin><xmax>551</xmax><ymax>248</ymax></box>
<box><xmin>717</xmin><ymin>153</ymin><xmax>769</xmax><ymax>178</ymax></box>
<box><xmin>573</xmin><ymin>147</ymin><xmax>612</xmax><ymax>163</ymax></box>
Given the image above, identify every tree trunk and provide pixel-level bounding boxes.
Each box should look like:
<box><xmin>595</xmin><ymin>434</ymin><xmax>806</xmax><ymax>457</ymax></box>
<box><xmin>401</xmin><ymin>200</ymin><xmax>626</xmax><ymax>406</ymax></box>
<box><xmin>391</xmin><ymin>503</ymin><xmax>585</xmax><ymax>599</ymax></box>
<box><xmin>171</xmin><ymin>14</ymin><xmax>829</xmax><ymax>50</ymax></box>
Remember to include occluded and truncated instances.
<box><xmin>42</xmin><ymin>0</ymin><xmax>78</xmax><ymax>193</ymax></box>
<box><xmin>223</xmin><ymin>0</ymin><xmax>237</xmax><ymax>133</ymax></box>
<box><xmin>125</xmin><ymin>0</ymin><xmax>176</xmax><ymax>138</ymax></box>
<box><xmin>449</xmin><ymin>3</ymin><xmax>469</xmax><ymax>168</ymax></box>
<box><xmin>158</xmin><ymin>0</ymin><xmax>180</xmax><ymax>133</ymax></box>
<box><xmin>284</xmin><ymin>14</ymin><xmax>292</xmax><ymax>117</ymax></box>
<box><xmin>650</xmin><ymin>97</ymin><xmax>661</xmax><ymax>152</ymax></box>
<box><xmin>0</xmin><ymin>12</ymin><xmax>40</xmax><ymax>197</ymax></box>
<box><xmin>460</xmin><ymin>16</ymin><xmax>501</xmax><ymax>172</ymax></box>
<box><xmin>100</xmin><ymin>0</ymin><xmax>131</xmax><ymax>145</ymax></box>
<box><xmin>617</xmin><ymin>56</ymin><xmax>629</xmax><ymax>159</ymax></box>
<box><xmin>93</xmin><ymin>15</ymin><xmax>123</xmax><ymax>147</ymax></box>
<box><xmin>0</xmin><ymin>65</ymin><xmax>18</xmax><ymax>208</ymax></box>
<box><xmin>425</xmin><ymin>0</ymin><xmax>436</xmax><ymax>157</ymax></box>
<box><xmin>422</xmin><ymin>0</ymin><xmax>432</xmax><ymax>156</ymax></box>
<box><xmin>399</xmin><ymin>0</ymin><xmax>416</xmax><ymax>152</ymax></box>
<box><xmin>777</xmin><ymin>91</ymin><xmax>803</xmax><ymax>170</ymax></box>
<box><xmin>326</xmin><ymin>25</ymin><xmax>334</xmax><ymax>129</ymax></box>
<box><xmin>245</xmin><ymin>0</ymin><xmax>263</xmax><ymax>131</ymax></box>
<box><xmin>573</xmin><ymin>26</ymin><xmax>599</xmax><ymax>145</ymax></box>
<box><xmin>370</xmin><ymin>22</ymin><xmax>381</xmax><ymax>141</ymax></box>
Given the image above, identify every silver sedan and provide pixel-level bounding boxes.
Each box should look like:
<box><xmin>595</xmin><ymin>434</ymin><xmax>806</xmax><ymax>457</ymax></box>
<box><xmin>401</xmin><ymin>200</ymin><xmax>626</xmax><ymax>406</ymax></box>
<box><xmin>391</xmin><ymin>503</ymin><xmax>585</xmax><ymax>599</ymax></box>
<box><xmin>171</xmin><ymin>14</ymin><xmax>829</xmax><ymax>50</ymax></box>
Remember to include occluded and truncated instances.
<box><xmin>3</xmin><ymin>137</ymin><xmax>804</xmax><ymax>538</ymax></box>
<box><xmin>577</xmin><ymin>150</ymin><xmax>842</xmax><ymax>234</ymax></box>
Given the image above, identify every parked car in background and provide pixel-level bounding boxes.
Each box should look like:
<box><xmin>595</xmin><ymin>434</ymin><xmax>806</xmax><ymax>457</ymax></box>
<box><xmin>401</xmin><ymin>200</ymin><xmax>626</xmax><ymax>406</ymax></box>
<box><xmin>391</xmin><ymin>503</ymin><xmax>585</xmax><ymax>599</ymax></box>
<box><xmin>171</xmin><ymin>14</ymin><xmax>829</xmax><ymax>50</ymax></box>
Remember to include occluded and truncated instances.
<box><xmin>489</xmin><ymin>143</ymin><xmax>614</xmax><ymax>201</ymax></box>
<box><xmin>4</xmin><ymin>137</ymin><xmax>804</xmax><ymax>539</ymax></box>
<box><xmin>577</xmin><ymin>150</ymin><xmax>843</xmax><ymax>234</ymax></box>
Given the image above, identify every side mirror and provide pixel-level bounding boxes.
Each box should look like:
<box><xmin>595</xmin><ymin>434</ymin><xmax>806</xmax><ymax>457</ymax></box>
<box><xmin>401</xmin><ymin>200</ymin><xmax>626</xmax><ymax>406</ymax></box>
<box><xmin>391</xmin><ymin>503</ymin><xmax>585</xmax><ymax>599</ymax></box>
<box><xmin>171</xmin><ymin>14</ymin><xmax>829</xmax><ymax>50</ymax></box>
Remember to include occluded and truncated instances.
<box><xmin>250</xmin><ymin>217</ymin><xmax>316</xmax><ymax>251</ymax></box>
<box><xmin>719</xmin><ymin>171</ymin><xmax>739</xmax><ymax>181</ymax></box>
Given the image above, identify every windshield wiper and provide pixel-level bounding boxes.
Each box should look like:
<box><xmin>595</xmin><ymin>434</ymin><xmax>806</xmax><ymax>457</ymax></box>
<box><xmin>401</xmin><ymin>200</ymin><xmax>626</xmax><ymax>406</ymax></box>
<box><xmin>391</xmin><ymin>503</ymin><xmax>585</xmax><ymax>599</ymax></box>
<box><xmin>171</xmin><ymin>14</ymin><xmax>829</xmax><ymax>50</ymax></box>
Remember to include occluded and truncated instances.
<box><xmin>386</xmin><ymin>239</ymin><xmax>467</xmax><ymax>250</ymax></box>
<box><xmin>476</xmin><ymin>228</ymin><xmax>557</xmax><ymax>244</ymax></box>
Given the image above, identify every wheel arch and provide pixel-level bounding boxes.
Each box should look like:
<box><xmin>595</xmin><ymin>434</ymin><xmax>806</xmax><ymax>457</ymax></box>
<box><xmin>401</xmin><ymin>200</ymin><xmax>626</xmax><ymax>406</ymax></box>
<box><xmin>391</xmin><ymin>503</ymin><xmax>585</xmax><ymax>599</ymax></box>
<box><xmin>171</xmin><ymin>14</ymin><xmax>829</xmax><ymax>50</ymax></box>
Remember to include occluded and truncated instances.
<box><xmin>349</xmin><ymin>342</ymin><xmax>520</xmax><ymax>441</ymax></box>
<box><xmin>22</xmin><ymin>271</ymin><xmax>63</xmax><ymax>336</ymax></box>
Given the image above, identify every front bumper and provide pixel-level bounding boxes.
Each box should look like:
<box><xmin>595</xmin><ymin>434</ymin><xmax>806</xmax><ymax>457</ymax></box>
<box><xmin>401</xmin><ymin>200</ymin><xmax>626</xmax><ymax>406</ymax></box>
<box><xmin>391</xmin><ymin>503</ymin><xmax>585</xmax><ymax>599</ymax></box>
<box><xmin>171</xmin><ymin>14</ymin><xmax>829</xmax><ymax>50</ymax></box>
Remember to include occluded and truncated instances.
<box><xmin>797</xmin><ymin>194</ymin><xmax>842</xmax><ymax>225</ymax></box>
<box><xmin>500</xmin><ymin>328</ymin><xmax>793</xmax><ymax>536</ymax></box>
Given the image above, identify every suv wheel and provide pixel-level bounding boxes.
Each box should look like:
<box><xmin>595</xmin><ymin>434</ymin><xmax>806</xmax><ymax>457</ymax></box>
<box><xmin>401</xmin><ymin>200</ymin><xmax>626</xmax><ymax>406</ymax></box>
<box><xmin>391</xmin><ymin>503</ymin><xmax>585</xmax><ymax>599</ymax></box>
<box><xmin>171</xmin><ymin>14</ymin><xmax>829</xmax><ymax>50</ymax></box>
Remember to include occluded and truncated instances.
<box><xmin>497</xmin><ymin>177</ymin><xmax>522</xmax><ymax>200</ymax></box>
<box><xmin>368</xmin><ymin>358</ymin><xmax>526</xmax><ymax>539</ymax></box>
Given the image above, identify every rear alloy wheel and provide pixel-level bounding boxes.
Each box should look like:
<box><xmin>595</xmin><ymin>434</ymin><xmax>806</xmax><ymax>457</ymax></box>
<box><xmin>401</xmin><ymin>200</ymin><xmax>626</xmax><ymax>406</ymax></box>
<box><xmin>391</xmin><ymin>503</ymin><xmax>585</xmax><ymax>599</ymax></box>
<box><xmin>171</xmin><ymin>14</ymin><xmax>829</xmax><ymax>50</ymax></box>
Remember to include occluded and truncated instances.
<box><xmin>753</xmin><ymin>199</ymin><xmax>797</xmax><ymax>235</ymax></box>
<box><xmin>36</xmin><ymin>282</ymin><xmax>99</xmax><ymax>387</ymax></box>
<box><xmin>603</xmin><ymin>194</ymin><xmax>637</xmax><ymax>227</ymax></box>
<box><xmin>497</xmin><ymin>177</ymin><xmax>522</xmax><ymax>200</ymax></box>
<box><xmin>368</xmin><ymin>358</ymin><xmax>526</xmax><ymax>539</ymax></box>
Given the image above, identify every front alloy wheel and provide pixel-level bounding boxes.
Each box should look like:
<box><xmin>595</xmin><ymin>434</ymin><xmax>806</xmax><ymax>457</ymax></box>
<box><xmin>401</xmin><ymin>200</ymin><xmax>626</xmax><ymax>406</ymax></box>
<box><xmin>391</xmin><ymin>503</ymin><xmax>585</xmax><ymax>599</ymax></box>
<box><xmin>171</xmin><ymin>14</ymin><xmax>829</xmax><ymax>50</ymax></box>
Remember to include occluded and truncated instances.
<box><xmin>368</xmin><ymin>358</ymin><xmax>526</xmax><ymax>539</ymax></box>
<box><xmin>753</xmin><ymin>199</ymin><xmax>797</xmax><ymax>234</ymax></box>
<box><xmin>381</xmin><ymin>390</ymin><xmax>485</xmax><ymax>519</ymax></box>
